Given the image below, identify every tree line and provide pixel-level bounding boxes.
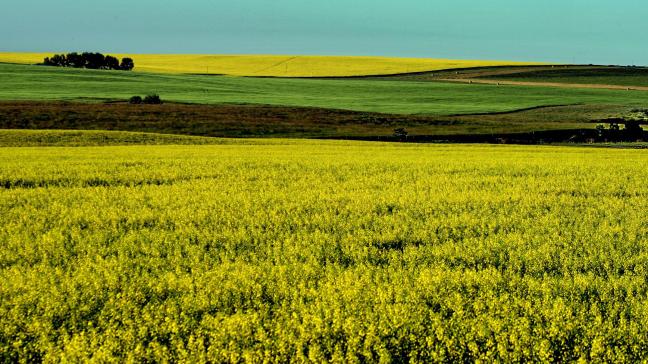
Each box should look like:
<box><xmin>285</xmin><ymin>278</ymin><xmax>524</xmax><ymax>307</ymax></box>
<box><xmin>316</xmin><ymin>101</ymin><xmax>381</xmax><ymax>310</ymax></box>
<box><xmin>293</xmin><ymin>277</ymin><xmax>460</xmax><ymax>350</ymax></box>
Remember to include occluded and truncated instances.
<box><xmin>42</xmin><ymin>52</ymin><xmax>134</xmax><ymax>71</ymax></box>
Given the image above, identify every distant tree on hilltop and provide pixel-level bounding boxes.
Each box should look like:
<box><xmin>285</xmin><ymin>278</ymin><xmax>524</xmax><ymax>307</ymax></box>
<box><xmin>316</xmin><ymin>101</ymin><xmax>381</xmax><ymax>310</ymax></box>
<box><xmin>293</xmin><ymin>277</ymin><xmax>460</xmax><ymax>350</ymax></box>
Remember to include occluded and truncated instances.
<box><xmin>120</xmin><ymin>57</ymin><xmax>135</xmax><ymax>71</ymax></box>
<box><xmin>66</xmin><ymin>52</ymin><xmax>85</xmax><ymax>68</ymax></box>
<box><xmin>43</xmin><ymin>54</ymin><xmax>67</xmax><ymax>67</ymax></box>
<box><xmin>104</xmin><ymin>55</ymin><xmax>120</xmax><ymax>70</ymax></box>
<box><xmin>42</xmin><ymin>52</ymin><xmax>134</xmax><ymax>71</ymax></box>
<box><xmin>82</xmin><ymin>52</ymin><xmax>106</xmax><ymax>69</ymax></box>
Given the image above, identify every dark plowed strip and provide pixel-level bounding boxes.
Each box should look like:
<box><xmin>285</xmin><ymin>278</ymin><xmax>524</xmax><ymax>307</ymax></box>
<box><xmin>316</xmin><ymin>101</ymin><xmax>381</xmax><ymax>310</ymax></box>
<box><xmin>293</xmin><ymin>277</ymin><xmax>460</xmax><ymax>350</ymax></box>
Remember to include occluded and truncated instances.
<box><xmin>0</xmin><ymin>101</ymin><xmax>448</xmax><ymax>138</ymax></box>
<box><xmin>0</xmin><ymin>101</ymin><xmax>628</xmax><ymax>140</ymax></box>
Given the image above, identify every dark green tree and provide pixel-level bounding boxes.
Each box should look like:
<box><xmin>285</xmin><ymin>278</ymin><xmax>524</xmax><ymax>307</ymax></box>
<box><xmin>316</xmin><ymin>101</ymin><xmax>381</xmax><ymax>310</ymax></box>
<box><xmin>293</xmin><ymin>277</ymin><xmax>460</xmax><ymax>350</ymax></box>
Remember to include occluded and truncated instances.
<box><xmin>143</xmin><ymin>94</ymin><xmax>162</xmax><ymax>104</ymax></box>
<box><xmin>66</xmin><ymin>52</ymin><xmax>85</xmax><ymax>68</ymax></box>
<box><xmin>129</xmin><ymin>96</ymin><xmax>143</xmax><ymax>104</ymax></box>
<box><xmin>120</xmin><ymin>58</ymin><xmax>135</xmax><ymax>71</ymax></box>
<box><xmin>82</xmin><ymin>52</ymin><xmax>105</xmax><ymax>69</ymax></box>
<box><xmin>104</xmin><ymin>55</ymin><xmax>120</xmax><ymax>70</ymax></box>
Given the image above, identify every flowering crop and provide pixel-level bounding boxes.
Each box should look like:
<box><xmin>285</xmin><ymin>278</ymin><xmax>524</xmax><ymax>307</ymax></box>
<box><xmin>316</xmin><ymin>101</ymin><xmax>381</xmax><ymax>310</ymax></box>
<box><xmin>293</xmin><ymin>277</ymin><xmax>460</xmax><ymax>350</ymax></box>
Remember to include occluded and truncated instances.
<box><xmin>0</xmin><ymin>141</ymin><xmax>646</xmax><ymax>362</ymax></box>
<box><xmin>0</xmin><ymin>52</ymin><xmax>539</xmax><ymax>77</ymax></box>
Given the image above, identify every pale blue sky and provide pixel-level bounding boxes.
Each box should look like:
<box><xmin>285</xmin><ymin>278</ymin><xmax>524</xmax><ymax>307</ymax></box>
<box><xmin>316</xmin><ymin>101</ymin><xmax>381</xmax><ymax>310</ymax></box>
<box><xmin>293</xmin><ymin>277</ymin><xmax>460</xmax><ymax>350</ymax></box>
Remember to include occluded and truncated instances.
<box><xmin>2</xmin><ymin>0</ymin><xmax>646</xmax><ymax>65</ymax></box>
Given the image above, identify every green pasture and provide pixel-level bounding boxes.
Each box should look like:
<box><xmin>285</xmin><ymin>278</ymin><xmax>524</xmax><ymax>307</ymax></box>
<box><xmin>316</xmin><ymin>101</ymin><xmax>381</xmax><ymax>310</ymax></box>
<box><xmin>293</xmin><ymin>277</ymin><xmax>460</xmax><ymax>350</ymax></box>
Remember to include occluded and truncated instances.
<box><xmin>1</xmin><ymin>63</ymin><xmax>646</xmax><ymax>115</ymax></box>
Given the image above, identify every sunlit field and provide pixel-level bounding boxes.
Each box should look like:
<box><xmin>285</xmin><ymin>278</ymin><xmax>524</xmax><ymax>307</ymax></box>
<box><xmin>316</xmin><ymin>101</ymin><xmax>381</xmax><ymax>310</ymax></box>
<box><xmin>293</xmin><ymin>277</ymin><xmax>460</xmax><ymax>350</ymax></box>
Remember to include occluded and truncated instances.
<box><xmin>0</xmin><ymin>52</ymin><xmax>540</xmax><ymax>77</ymax></box>
<box><xmin>1</xmin><ymin>139</ymin><xmax>647</xmax><ymax>362</ymax></box>
<box><xmin>3</xmin><ymin>63</ymin><xmax>646</xmax><ymax>117</ymax></box>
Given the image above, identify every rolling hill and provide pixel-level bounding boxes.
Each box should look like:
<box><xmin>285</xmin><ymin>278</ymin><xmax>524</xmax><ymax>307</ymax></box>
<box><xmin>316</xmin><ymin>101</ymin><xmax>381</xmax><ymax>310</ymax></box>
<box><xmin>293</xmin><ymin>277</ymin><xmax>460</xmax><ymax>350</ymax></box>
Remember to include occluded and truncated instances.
<box><xmin>0</xmin><ymin>52</ymin><xmax>540</xmax><ymax>77</ymax></box>
<box><xmin>1</xmin><ymin>63</ymin><xmax>646</xmax><ymax>116</ymax></box>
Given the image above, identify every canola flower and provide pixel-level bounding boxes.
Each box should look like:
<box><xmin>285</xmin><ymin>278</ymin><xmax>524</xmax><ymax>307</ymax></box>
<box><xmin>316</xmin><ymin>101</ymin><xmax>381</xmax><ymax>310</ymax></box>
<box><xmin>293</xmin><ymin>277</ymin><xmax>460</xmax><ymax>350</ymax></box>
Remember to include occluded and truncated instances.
<box><xmin>0</xmin><ymin>52</ymin><xmax>540</xmax><ymax>77</ymax></box>
<box><xmin>0</xmin><ymin>141</ymin><xmax>646</xmax><ymax>362</ymax></box>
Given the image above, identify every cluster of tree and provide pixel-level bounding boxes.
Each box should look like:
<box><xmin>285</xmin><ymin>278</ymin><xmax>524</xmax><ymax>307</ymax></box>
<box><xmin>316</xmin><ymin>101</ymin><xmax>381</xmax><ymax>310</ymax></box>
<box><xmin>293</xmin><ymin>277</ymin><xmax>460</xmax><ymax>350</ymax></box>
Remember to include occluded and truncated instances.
<box><xmin>129</xmin><ymin>95</ymin><xmax>162</xmax><ymax>104</ymax></box>
<box><xmin>594</xmin><ymin>110</ymin><xmax>647</xmax><ymax>141</ymax></box>
<box><xmin>43</xmin><ymin>52</ymin><xmax>134</xmax><ymax>71</ymax></box>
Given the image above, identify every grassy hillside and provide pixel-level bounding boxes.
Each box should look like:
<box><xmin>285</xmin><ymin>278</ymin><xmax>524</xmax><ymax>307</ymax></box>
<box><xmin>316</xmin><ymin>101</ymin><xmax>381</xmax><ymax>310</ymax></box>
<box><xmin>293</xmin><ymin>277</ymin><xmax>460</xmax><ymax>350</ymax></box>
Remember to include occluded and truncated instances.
<box><xmin>1</xmin><ymin>64</ymin><xmax>646</xmax><ymax>116</ymax></box>
<box><xmin>0</xmin><ymin>129</ymin><xmax>232</xmax><ymax>147</ymax></box>
<box><xmin>0</xmin><ymin>52</ymin><xmax>540</xmax><ymax>77</ymax></box>
<box><xmin>1</xmin><ymin>142</ymin><xmax>647</xmax><ymax>361</ymax></box>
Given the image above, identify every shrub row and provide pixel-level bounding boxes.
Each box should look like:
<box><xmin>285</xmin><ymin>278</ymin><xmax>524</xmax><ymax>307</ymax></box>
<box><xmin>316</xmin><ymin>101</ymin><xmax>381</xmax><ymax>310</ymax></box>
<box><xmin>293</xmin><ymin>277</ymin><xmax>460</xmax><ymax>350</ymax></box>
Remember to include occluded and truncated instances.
<box><xmin>129</xmin><ymin>95</ymin><xmax>162</xmax><ymax>104</ymax></box>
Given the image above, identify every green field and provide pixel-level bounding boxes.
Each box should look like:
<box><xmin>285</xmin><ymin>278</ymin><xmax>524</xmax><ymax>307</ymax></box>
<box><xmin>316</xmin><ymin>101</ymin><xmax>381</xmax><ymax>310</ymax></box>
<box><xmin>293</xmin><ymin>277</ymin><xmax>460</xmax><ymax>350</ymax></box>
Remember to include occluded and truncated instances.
<box><xmin>1</xmin><ymin>140</ymin><xmax>647</xmax><ymax>362</ymax></box>
<box><xmin>1</xmin><ymin>63</ymin><xmax>647</xmax><ymax>116</ymax></box>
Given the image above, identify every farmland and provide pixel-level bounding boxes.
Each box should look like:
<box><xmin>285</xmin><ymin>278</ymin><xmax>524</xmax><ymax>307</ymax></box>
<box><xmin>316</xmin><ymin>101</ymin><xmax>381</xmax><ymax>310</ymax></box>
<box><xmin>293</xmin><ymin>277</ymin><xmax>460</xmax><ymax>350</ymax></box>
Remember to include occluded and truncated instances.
<box><xmin>1</xmin><ymin>63</ymin><xmax>647</xmax><ymax>117</ymax></box>
<box><xmin>475</xmin><ymin>66</ymin><xmax>648</xmax><ymax>88</ymax></box>
<box><xmin>1</xmin><ymin>139</ymin><xmax>647</xmax><ymax>361</ymax></box>
<box><xmin>1</xmin><ymin>62</ymin><xmax>646</xmax><ymax>140</ymax></box>
<box><xmin>0</xmin><ymin>101</ymin><xmax>609</xmax><ymax>139</ymax></box>
<box><xmin>1</xmin><ymin>52</ymin><xmax>647</xmax><ymax>362</ymax></box>
<box><xmin>0</xmin><ymin>52</ymin><xmax>539</xmax><ymax>77</ymax></box>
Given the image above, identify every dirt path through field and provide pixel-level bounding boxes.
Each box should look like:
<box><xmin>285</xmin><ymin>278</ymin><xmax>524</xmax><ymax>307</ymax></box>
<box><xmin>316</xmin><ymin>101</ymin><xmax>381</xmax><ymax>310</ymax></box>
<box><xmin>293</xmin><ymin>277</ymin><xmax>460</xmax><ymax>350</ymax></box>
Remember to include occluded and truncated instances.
<box><xmin>440</xmin><ymin>78</ymin><xmax>648</xmax><ymax>91</ymax></box>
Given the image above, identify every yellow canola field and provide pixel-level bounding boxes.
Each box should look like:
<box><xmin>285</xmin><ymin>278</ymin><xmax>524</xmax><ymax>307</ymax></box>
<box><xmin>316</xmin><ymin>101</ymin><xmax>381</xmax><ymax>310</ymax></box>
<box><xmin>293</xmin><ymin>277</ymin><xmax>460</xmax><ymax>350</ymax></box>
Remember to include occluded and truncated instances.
<box><xmin>0</xmin><ymin>52</ymin><xmax>540</xmax><ymax>77</ymax></box>
<box><xmin>1</xmin><ymin>141</ymin><xmax>647</xmax><ymax>361</ymax></box>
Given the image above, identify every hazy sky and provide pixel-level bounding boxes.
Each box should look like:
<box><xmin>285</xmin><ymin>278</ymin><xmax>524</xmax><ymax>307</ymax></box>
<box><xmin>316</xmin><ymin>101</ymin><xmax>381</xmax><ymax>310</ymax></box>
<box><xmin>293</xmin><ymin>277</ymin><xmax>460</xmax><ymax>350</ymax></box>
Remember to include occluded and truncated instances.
<box><xmin>2</xmin><ymin>0</ymin><xmax>646</xmax><ymax>65</ymax></box>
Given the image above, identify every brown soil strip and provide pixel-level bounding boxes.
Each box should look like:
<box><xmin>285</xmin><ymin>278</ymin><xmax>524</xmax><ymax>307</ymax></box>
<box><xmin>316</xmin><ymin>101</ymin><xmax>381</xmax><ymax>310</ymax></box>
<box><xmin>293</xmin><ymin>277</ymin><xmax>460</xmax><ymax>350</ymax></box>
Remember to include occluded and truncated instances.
<box><xmin>0</xmin><ymin>101</ymin><xmax>444</xmax><ymax>137</ymax></box>
<box><xmin>439</xmin><ymin>78</ymin><xmax>648</xmax><ymax>91</ymax></box>
<box><xmin>435</xmin><ymin>66</ymin><xmax>603</xmax><ymax>79</ymax></box>
<box><xmin>0</xmin><ymin>101</ymin><xmax>615</xmax><ymax>139</ymax></box>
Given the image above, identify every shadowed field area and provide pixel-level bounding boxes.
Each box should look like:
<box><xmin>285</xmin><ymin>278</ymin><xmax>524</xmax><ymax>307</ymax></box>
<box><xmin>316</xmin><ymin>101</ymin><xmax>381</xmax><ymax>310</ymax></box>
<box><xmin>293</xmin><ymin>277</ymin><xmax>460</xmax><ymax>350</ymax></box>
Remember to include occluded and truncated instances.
<box><xmin>372</xmin><ymin>65</ymin><xmax>648</xmax><ymax>89</ymax></box>
<box><xmin>0</xmin><ymin>101</ymin><xmax>628</xmax><ymax>138</ymax></box>
<box><xmin>476</xmin><ymin>66</ymin><xmax>648</xmax><ymax>87</ymax></box>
